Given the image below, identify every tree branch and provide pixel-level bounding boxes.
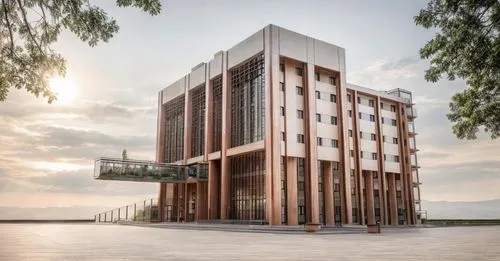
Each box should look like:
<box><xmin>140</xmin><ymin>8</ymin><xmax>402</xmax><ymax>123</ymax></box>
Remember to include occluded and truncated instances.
<box><xmin>2</xmin><ymin>0</ymin><xmax>15</xmax><ymax>54</ymax></box>
<box><xmin>15</xmin><ymin>0</ymin><xmax>45</xmax><ymax>55</ymax></box>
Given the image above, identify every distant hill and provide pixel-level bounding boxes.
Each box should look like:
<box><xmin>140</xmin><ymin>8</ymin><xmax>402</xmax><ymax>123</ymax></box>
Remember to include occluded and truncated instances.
<box><xmin>0</xmin><ymin>206</ymin><xmax>111</xmax><ymax>220</ymax></box>
<box><xmin>422</xmin><ymin>199</ymin><xmax>500</xmax><ymax>219</ymax></box>
<box><xmin>1</xmin><ymin>199</ymin><xmax>499</xmax><ymax>220</ymax></box>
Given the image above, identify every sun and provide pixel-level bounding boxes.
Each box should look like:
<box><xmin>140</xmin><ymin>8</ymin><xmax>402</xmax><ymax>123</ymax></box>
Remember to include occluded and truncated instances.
<box><xmin>49</xmin><ymin>76</ymin><xmax>77</xmax><ymax>103</ymax></box>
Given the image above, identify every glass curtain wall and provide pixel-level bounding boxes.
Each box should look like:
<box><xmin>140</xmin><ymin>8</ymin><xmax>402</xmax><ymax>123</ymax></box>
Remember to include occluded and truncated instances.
<box><xmin>164</xmin><ymin>95</ymin><xmax>185</xmax><ymax>163</ymax></box>
<box><xmin>297</xmin><ymin>158</ymin><xmax>306</xmax><ymax>224</ymax></box>
<box><xmin>229</xmin><ymin>151</ymin><xmax>266</xmax><ymax>221</ymax></box>
<box><xmin>190</xmin><ymin>86</ymin><xmax>206</xmax><ymax>157</ymax></box>
<box><xmin>230</xmin><ymin>53</ymin><xmax>265</xmax><ymax>147</ymax></box>
<box><xmin>212</xmin><ymin>76</ymin><xmax>223</xmax><ymax>152</ymax></box>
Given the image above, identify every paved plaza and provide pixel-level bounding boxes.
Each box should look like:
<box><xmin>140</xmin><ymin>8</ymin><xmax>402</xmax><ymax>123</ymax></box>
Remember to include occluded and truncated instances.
<box><xmin>1</xmin><ymin>224</ymin><xmax>499</xmax><ymax>260</ymax></box>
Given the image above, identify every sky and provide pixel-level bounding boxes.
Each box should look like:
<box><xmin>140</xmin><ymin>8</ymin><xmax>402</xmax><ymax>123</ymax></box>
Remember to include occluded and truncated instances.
<box><xmin>1</xmin><ymin>0</ymin><xmax>499</xmax><ymax>212</ymax></box>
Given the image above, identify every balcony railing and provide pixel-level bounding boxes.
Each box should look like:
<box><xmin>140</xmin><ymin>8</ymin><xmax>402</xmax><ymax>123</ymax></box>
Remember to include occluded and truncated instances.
<box><xmin>94</xmin><ymin>157</ymin><xmax>208</xmax><ymax>183</ymax></box>
<box><xmin>407</xmin><ymin>107</ymin><xmax>417</xmax><ymax>119</ymax></box>
<box><xmin>408</xmin><ymin>123</ymin><xmax>417</xmax><ymax>136</ymax></box>
<box><xmin>95</xmin><ymin>198</ymin><xmax>160</xmax><ymax>223</ymax></box>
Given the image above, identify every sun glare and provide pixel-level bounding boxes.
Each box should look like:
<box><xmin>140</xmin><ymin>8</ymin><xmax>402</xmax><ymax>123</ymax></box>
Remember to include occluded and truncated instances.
<box><xmin>49</xmin><ymin>76</ymin><xmax>77</xmax><ymax>103</ymax></box>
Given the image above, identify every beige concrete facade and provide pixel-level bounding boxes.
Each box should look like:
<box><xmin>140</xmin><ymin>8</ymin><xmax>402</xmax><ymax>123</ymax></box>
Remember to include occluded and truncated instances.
<box><xmin>156</xmin><ymin>25</ymin><xmax>421</xmax><ymax>226</ymax></box>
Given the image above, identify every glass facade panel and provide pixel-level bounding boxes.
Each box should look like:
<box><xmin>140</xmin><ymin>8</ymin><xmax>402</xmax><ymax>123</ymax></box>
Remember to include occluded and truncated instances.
<box><xmin>190</xmin><ymin>86</ymin><xmax>206</xmax><ymax>157</ymax></box>
<box><xmin>212</xmin><ymin>76</ymin><xmax>223</xmax><ymax>152</ymax></box>
<box><xmin>164</xmin><ymin>95</ymin><xmax>185</xmax><ymax>163</ymax></box>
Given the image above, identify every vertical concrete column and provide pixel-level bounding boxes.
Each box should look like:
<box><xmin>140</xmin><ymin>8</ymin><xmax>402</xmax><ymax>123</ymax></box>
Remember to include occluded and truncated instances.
<box><xmin>375</xmin><ymin>96</ymin><xmax>388</xmax><ymax>225</ymax></box>
<box><xmin>156</xmin><ymin>92</ymin><xmax>166</xmax><ymax>222</ymax></box>
<box><xmin>208</xmin><ymin>160</ymin><xmax>219</xmax><ymax>219</ymax></box>
<box><xmin>365</xmin><ymin>171</ymin><xmax>376</xmax><ymax>225</ymax></box>
<box><xmin>388</xmin><ymin>173</ymin><xmax>398</xmax><ymax>225</ymax></box>
<box><xmin>286</xmin><ymin>157</ymin><xmax>298</xmax><ymax>225</ymax></box>
<box><xmin>263</xmin><ymin>26</ymin><xmax>274</xmax><ymax>224</ymax></box>
<box><xmin>220</xmin><ymin>52</ymin><xmax>231</xmax><ymax>220</ymax></box>
<box><xmin>204</xmin><ymin>64</ymin><xmax>212</xmax><ymax>161</ymax></box>
<box><xmin>352</xmin><ymin>91</ymin><xmax>365</xmax><ymax>224</ymax></box>
<box><xmin>196</xmin><ymin>181</ymin><xmax>202</xmax><ymax>221</ymax></box>
<box><xmin>183</xmin><ymin>76</ymin><xmax>192</xmax><ymax>163</ymax></box>
<box><xmin>305</xmin><ymin>61</ymin><xmax>319</xmax><ymax>225</ymax></box>
<box><xmin>158</xmin><ymin>183</ymin><xmax>166</xmax><ymax>222</ymax></box>
<box><xmin>336</xmin><ymin>49</ymin><xmax>352</xmax><ymax>224</ymax></box>
<box><xmin>184</xmin><ymin>183</ymin><xmax>189</xmax><ymax>222</ymax></box>
<box><xmin>323</xmin><ymin>161</ymin><xmax>335</xmax><ymax>226</ymax></box>
<box><xmin>175</xmin><ymin>183</ymin><xmax>180</xmax><ymax>222</ymax></box>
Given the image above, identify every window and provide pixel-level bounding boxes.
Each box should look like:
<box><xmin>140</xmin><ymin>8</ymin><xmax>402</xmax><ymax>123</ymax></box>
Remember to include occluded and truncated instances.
<box><xmin>330</xmin><ymin>94</ymin><xmax>337</xmax><ymax>103</ymax></box>
<box><xmin>393</xmin><ymin>137</ymin><xmax>398</xmax><ymax>144</ymax></box>
<box><xmin>357</xmin><ymin>97</ymin><xmax>361</xmax><ymax>104</ymax></box>
<box><xmin>350</xmin><ymin>150</ymin><xmax>354</xmax><ymax>157</ymax></box>
<box><xmin>390</xmin><ymin>105</ymin><xmax>396</xmax><ymax>112</ymax></box>
<box><xmin>395</xmin><ymin>155</ymin><xmax>400</xmax><ymax>162</ymax></box>
<box><xmin>316</xmin><ymin>113</ymin><xmax>321</xmax><ymax>122</ymax></box>
<box><xmin>382</xmin><ymin>117</ymin><xmax>385</xmax><ymax>124</ymax></box>
<box><xmin>331</xmin><ymin>116</ymin><xmax>337</xmax><ymax>125</ymax></box>
<box><xmin>296</xmin><ymin>67</ymin><xmax>303</xmax><ymax>76</ymax></box>
<box><xmin>315</xmin><ymin>72</ymin><xmax>320</xmax><ymax>81</ymax></box>
<box><xmin>332</xmin><ymin>139</ymin><xmax>339</xmax><ymax>148</ymax></box>
<box><xmin>297</xmin><ymin>134</ymin><xmax>305</xmax><ymax>143</ymax></box>
<box><xmin>371</xmin><ymin>133</ymin><xmax>376</xmax><ymax>141</ymax></box>
<box><xmin>383</xmin><ymin>135</ymin><xmax>386</xmax><ymax>142</ymax></box>
<box><xmin>281</xmin><ymin>132</ymin><xmax>286</xmax><ymax>141</ymax></box>
<box><xmin>297</xmin><ymin>110</ymin><xmax>304</xmax><ymax>119</ymax></box>
<box><xmin>370</xmin><ymin>114</ymin><xmax>375</xmax><ymax>122</ymax></box>
<box><xmin>280</xmin><ymin>82</ymin><xmax>285</xmax><ymax>91</ymax></box>
<box><xmin>392</xmin><ymin>119</ymin><xmax>397</xmax><ymax>126</ymax></box>
<box><xmin>298</xmin><ymin>181</ymin><xmax>305</xmax><ymax>191</ymax></box>
<box><xmin>296</xmin><ymin>86</ymin><xmax>303</xmax><ymax>95</ymax></box>
<box><xmin>280</xmin><ymin>106</ymin><xmax>285</xmax><ymax>116</ymax></box>
<box><xmin>359</xmin><ymin>131</ymin><xmax>364</xmax><ymax>139</ymax></box>
<box><xmin>368</xmin><ymin>100</ymin><xmax>374</xmax><ymax>107</ymax></box>
<box><xmin>280</xmin><ymin>63</ymin><xmax>285</xmax><ymax>72</ymax></box>
<box><xmin>347</xmin><ymin>94</ymin><xmax>352</xmax><ymax>102</ymax></box>
<box><xmin>372</xmin><ymin>152</ymin><xmax>377</xmax><ymax>160</ymax></box>
<box><xmin>348</xmin><ymin>129</ymin><xmax>353</xmax><ymax>137</ymax></box>
<box><xmin>317</xmin><ymin>137</ymin><xmax>323</xmax><ymax>146</ymax></box>
<box><xmin>359</xmin><ymin>112</ymin><xmax>362</xmax><ymax>119</ymax></box>
<box><xmin>316</xmin><ymin>91</ymin><xmax>321</xmax><ymax>99</ymax></box>
<box><xmin>329</xmin><ymin>76</ymin><xmax>336</xmax><ymax>85</ymax></box>
<box><xmin>384</xmin><ymin>154</ymin><xmax>387</xmax><ymax>161</ymax></box>
<box><xmin>380</xmin><ymin>103</ymin><xmax>384</xmax><ymax>110</ymax></box>
<box><xmin>360</xmin><ymin>151</ymin><xmax>364</xmax><ymax>158</ymax></box>
<box><xmin>348</xmin><ymin>110</ymin><xmax>352</xmax><ymax>117</ymax></box>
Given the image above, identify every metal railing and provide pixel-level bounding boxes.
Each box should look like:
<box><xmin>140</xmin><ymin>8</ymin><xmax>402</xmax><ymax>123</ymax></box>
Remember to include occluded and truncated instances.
<box><xmin>95</xmin><ymin>198</ymin><xmax>160</xmax><ymax>223</ymax></box>
<box><xmin>407</xmin><ymin>107</ymin><xmax>418</xmax><ymax>118</ymax></box>
<box><xmin>94</xmin><ymin>157</ymin><xmax>208</xmax><ymax>182</ymax></box>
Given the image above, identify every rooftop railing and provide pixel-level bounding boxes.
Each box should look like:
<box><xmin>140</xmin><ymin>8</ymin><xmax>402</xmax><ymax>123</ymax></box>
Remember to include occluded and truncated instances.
<box><xmin>95</xmin><ymin>198</ymin><xmax>159</xmax><ymax>223</ymax></box>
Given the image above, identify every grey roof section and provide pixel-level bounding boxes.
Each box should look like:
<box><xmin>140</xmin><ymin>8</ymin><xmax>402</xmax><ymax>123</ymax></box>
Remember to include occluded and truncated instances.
<box><xmin>347</xmin><ymin>83</ymin><xmax>409</xmax><ymax>103</ymax></box>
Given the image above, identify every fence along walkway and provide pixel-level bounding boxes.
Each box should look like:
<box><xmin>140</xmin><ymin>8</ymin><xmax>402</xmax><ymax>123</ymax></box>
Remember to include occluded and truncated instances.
<box><xmin>95</xmin><ymin>198</ymin><xmax>160</xmax><ymax>223</ymax></box>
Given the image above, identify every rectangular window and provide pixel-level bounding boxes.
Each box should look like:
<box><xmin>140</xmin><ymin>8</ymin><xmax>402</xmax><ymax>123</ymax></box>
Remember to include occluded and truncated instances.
<box><xmin>348</xmin><ymin>110</ymin><xmax>352</xmax><ymax>117</ymax></box>
<box><xmin>393</xmin><ymin>137</ymin><xmax>398</xmax><ymax>144</ymax></box>
<box><xmin>360</xmin><ymin>151</ymin><xmax>364</xmax><ymax>158</ymax></box>
<box><xmin>392</xmin><ymin>119</ymin><xmax>397</xmax><ymax>126</ymax></box>
<box><xmin>395</xmin><ymin>155</ymin><xmax>400</xmax><ymax>162</ymax></box>
<box><xmin>369</xmin><ymin>100</ymin><xmax>374</xmax><ymax>107</ymax></box>
<box><xmin>296</xmin><ymin>67</ymin><xmax>303</xmax><ymax>76</ymax></box>
<box><xmin>280</xmin><ymin>82</ymin><xmax>285</xmax><ymax>91</ymax></box>
<box><xmin>372</xmin><ymin>153</ymin><xmax>377</xmax><ymax>160</ymax></box>
<box><xmin>296</xmin><ymin>86</ymin><xmax>303</xmax><ymax>95</ymax></box>
<box><xmin>359</xmin><ymin>131</ymin><xmax>363</xmax><ymax>139</ymax></box>
<box><xmin>316</xmin><ymin>113</ymin><xmax>321</xmax><ymax>122</ymax></box>
<box><xmin>371</xmin><ymin>133</ymin><xmax>376</xmax><ymax>141</ymax></box>
<box><xmin>357</xmin><ymin>97</ymin><xmax>361</xmax><ymax>104</ymax></box>
<box><xmin>384</xmin><ymin>154</ymin><xmax>387</xmax><ymax>161</ymax></box>
<box><xmin>329</xmin><ymin>76</ymin><xmax>336</xmax><ymax>85</ymax></box>
<box><xmin>380</xmin><ymin>103</ymin><xmax>384</xmax><ymax>110</ymax></box>
<box><xmin>280</xmin><ymin>63</ymin><xmax>284</xmax><ymax>72</ymax></box>
<box><xmin>331</xmin><ymin>116</ymin><xmax>337</xmax><ymax>125</ymax></box>
<box><xmin>370</xmin><ymin>114</ymin><xmax>375</xmax><ymax>122</ymax></box>
<box><xmin>332</xmin><ymin>139</ymin><xmax>339</xmax><ymax>148</ymax></box>
<box><xmin>383</xmin><ymin>135</ymin><xmax>386</xmax><ymax>142</ymax></box>
<box><xmin>348</xmin><ymin>129</ymin><xmax>352</xmax><ymax>137</ymax></box>
<box><xmin>350</xmin><ymin>150</ymin><xmax>354</xmax><ymax>157</ymax></box>
<box><xmin>315</xmin><ymin>72</ymin><xmax>320</xmax><ymax>81</ymax></box>
<box><xmin>281</xmin><ymin>132</ymin><xmax>286</xmax><ymax>141</ymax></box>
<box><xmin>317</xmin><ymin>137</ymin><xmax>323</xmax><ymax>146</ymax></box>
<box><xmin>316</xmin><ymin>91</ymin><xmax>321</xmax><ymax>99</ymax></box>
<box><xmin>297</xmin><ymin>134</ymin><xmax>305</xmax><ymax>143</ymax></box>
<box><xmin>298</xmin><ymin>181</ymin><xmax>305</xmax><ymax>191</ymax></box>
<box><xmin>390</xmin><ymin>105</ymin><xmax>396</xmax><ymax>112</ymax></box>
<box><xmin>382</xmin><ymin>117</ymin><xmax>385</xmax><ymax>124</ymax></box>
<box><xmin>280</xmin><ymin>106</ymin><xmax>285</xmax><ymax>116</ymax></box>
<box><xmin>347</xmin><ymin>94</ymin><xmax>352</xmax><ymax>102</ymax></box>
<box><xmin>297</xmin><ymin>110</ymin><xmax>304</xmax><ymax>119</ymax></box>
<box><xmin>330</xmin><ymin>94</ymin><xmax>337</xmax><ymax>103</ymax></box>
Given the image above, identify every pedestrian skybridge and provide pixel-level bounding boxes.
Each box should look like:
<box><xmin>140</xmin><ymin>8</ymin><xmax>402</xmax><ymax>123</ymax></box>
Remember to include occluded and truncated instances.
<box><xmin>93</xmin><ymin>157</ymin><xmax>208</xmax><ymax>183</ymax></box>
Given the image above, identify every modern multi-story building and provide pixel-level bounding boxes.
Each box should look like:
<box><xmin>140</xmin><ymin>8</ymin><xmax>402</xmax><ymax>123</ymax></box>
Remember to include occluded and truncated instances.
<box><xmin>95</xmin><ymin>24</ymin><xmax>422</xmax><ymax>226</ymax></box>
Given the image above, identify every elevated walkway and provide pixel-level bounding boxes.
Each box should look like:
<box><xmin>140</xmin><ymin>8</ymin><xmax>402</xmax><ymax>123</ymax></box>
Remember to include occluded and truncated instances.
<box><xmin>93</xmin><ymin>157</ymin><xmax>208</xmax><ymax>183</ymax></box>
